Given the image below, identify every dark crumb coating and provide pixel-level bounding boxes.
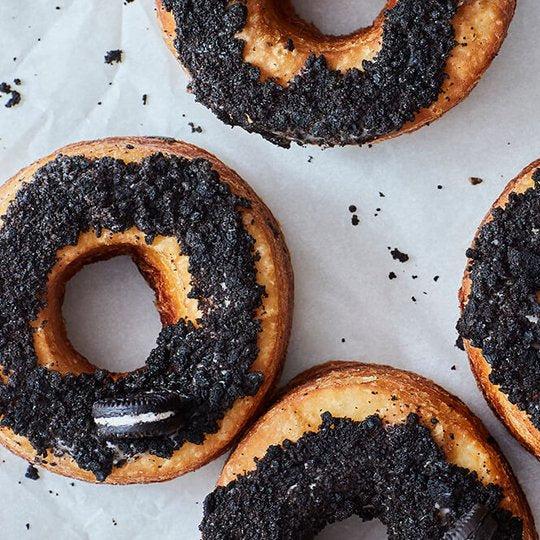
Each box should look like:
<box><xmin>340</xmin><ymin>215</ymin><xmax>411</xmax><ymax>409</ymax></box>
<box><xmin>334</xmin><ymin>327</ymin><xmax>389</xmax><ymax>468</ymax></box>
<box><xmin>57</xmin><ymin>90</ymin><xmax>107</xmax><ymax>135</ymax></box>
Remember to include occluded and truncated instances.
<box><xmin>0</xmin><ymin>153</ymin><xmax>264</xmax><ymax>480</ymax></box>
<box><xmin>201</xmin><ymin>414</ymin><xmax>522</xmax><ymax>539</ymax></box>
<box><xmin>458</xmin><ymin>169</ymin><xmax>540</xmax><ymax>429</ymax></box>
<box><xmin>162</xmin><ymin>0</ymin><xmax>457</xmax><ymax>147</ymax></box>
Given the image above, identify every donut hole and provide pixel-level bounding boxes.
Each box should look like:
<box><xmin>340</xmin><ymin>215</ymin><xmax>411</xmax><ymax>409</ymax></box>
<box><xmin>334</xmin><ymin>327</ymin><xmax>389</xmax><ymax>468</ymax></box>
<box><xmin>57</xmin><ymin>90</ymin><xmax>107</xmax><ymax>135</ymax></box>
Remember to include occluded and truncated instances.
<box><xmin>316</xmin><ymin>515</ymin><xmax>387</xmax><ymax>539</ymax></box>
<box><xmin>62</xmin><ymin>256</ymin><xmax>161</xmax><ymax>373</ymax></box>
<box><xmin>239</xmin><ymin>0</ymin><xmax>388</xmax><ymax>84</ymax></box>
<box><xmin>290</xmin><ymin>0</ymin><xmax>386</xmax><ymax>37</ymax></box>
<box><xmin>32</xmin><ymin>228</ymin><xmax>199</xmax><ymax>377</ymax></box>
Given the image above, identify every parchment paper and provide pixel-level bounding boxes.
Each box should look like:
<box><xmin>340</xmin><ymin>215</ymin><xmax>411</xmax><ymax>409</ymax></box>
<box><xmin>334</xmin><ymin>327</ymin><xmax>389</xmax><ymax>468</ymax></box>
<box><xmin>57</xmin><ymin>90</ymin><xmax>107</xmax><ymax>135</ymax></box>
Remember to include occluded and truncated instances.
<box><xmin>0</xmin><ymin>0</ymin><xmax>539</xmax><ymax>538</ymax></box>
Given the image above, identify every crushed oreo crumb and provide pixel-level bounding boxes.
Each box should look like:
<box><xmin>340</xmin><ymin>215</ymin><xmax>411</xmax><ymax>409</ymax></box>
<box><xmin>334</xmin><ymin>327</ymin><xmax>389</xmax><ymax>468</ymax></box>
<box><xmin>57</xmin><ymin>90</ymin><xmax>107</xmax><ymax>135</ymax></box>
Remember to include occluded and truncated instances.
<box><xmin>142</xmin><ymin>93</ymin><xmax>148</xmax><ymax>105</ymax></box>
<box><xmin>390</xmin><ymin>248</ymin><xmax>409</xmax><ymax>263</ymax></box>
<box><xmin>0</xmin><ymin>82</ymin><xmax>22</xmax><ymax>108</ymax></box>
<box><xmin>458</xmin><ymin>169</ymin><xmax>540</xmax><ymax>428</ymax></box>
<box><xmin>201</xmin><ymin>414</ymin><xmax>521</xmax><ymax>539</ymax></box>
<box><xmin>104</xmin><ymin>49</ymin><xmax>123</xmax><ymax>64</ymax></box>
<box><xmin>0</xmin><ymin>153</ymin><xmax>264</xmax><ymax>480</ymax></box>
<box><xmin>469</xmin><ymin>177</ymin><xmax>483</xmax><ymax>186</ymax></box>
<box><xmin>351</xmin><ymin>215</ymin><xmax>360</xmax><ymax>226</ymax></box>
<box><xmin>389</xmin><ymin>271</ymin><xmax>397</xmax><ymax>280</ymax></box>
<box><xmin>163</xmin><ymin>0</ymin><xmax>457</xmax><ymax>147</ymax></box>
<box><xmin>188</xmin><ymin>122</ymin><xmax>203</xmax><ymax>133</ymax></box>
<box><xmin>25</xmin><ymin>464</ymin><xmax>39</xmax><ymax>480</ymax></box>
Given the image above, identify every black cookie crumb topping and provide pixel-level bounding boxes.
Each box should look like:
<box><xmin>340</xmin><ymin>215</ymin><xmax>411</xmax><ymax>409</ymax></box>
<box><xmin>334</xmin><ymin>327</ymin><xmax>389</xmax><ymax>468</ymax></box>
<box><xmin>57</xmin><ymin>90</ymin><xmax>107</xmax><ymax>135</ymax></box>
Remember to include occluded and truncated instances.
<box><xmin>163</xmin><ymin>0</ymin><xmax>457</xmax><ymax>147</ymax></box>
<box><xmin>201</xmin><ymin>414</ymin><xmax>522</xmax><ymax>539</ymax></box>
<box><xmin>458</xmin><ymin>169</ymin><xmax>540</xmax><ymax>429</ymax></box>
<box><xmin>0</xmin><ymin>153</ymin><xmax>264</xmax><ymax>480</ymax></box>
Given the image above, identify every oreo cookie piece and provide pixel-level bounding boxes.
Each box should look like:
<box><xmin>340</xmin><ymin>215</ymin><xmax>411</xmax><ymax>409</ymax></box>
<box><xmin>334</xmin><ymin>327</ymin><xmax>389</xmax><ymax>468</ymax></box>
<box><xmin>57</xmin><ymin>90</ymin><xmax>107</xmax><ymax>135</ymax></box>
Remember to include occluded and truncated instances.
<box><xmin>92</xmin><ymin>391</ymin><xmax>186</xmax><ymax>439</ymax></box>
<box><xmin>443</xmin><ymin>504</ymin><xmax>498</xmax><ymax>540</ymax></box>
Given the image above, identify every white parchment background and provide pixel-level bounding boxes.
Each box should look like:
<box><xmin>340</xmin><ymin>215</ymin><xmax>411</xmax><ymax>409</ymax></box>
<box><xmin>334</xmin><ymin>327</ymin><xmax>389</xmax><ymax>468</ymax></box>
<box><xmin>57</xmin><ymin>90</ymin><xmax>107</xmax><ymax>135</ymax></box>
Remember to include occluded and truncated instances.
<box><xmin>0</xmin><ymin>0</ymin><xmax>539</xmax><ymax>538</ymax></box>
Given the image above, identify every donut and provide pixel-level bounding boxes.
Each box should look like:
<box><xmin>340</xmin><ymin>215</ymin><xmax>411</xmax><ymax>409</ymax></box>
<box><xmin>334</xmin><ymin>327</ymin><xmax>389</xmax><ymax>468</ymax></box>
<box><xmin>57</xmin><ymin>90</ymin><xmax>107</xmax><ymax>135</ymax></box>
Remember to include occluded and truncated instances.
<box><xmin>458</xmin><ymin>160</ymin><xmax>540</xmax><ymax>460</ymax></box>
<box><xmin>156</xmin><ymin>0</ymin><xmax>514</xmax><ymax>147</ymax></box>
<box><xmin>200</xmin><ymin>362</ymin><xmax>536</xmax><ymax>539</ymax></box>
<box><xmin>0</xmin><ymin>136</ymin><xmax>293</xmax><ymax>483</ymax></box>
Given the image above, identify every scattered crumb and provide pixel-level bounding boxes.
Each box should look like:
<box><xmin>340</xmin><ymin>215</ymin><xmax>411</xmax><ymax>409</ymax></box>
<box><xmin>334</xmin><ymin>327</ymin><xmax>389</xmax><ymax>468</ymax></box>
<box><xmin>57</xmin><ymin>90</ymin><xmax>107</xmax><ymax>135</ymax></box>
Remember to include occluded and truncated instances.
<box><xmin>188</xmin><ymin>122</ymin><xmax>203</xmax><ymax>133</ymax></box>
<box><xmin>469</xmin><ymin>176</ymin><xmax>483</xmax><ymax>185</ymax></box>
<box><xmin>307</xmin><ymin>156</ymin><xmax>313</xmax><ymax>163</ymax></box>
<box><xmin>0</xmin><ymin>82</ymin><xmax>22</xmax><ymax>108</ymax></box>
<box><xmin>433</xmin><ymin>275</ymin><xmax>439</xmax><ymax>282</ymax></box>
<box><xmin>348</xmin><ymin>205</ymin><xmax>357</xmax><ymax>213</ymax></box>
<box><xmin>25</xmin><ymin>524</ymin><xmax>30</xmax><ymax>530</ymax></box>
<box><xmin>411</xmin><ymin>296</ymin><xmax>417</xmax><ymax>302</ymax></box>
<box><xmin>13</xmin><ymin>78</ymin><xmax>21</xmax><ymax>85</ymax></box>
<box><xmin>437</xmin><ymin>185</ymin><xmax>443</xmax><ymax>190</ymax></box>
<box><xmin>389</xmin><ymin>248</ymin><xmax>409</xmax><ymax>263</ymax></box>
<box><xmin>104</xmin><ymin>49</ymin><xmax>123</xmax><ymax>64</ymax></box>
<box><xmin>25</xmin><ymin>464</ymin><xmax>39</xmax><ymax>480</ymax></box>
<box><xmin>142</xmin><ymin>94</ymin><xmax>148</xmax><ymax>105</ymax></box>
<box><xmin>341</xmin><ymin>338</ymin><xmax>346</xmax><ymax>343</ymax></box>
<box><xmin>351</xmin><ymin>214</ymin><xmax>359</xmax><ymax>226</ymax></box>
<box><xmin>412</xmin><ymin>275</ymin><xmax>418</xmax><ymax>280</ymax></box>
<box><xmin>388</xmin><ymin>272</ymin><xmax>397</xmax><ymax>280</ymax></box>
<box><xmin>379</xmin><ymin>192</ymin><xmax>385</xmax><ymax>197</ymax></box>
<box><xmin>451</xmin><ymin>365</ymin><xmax>456</xmax><ymax>371</ymax></box>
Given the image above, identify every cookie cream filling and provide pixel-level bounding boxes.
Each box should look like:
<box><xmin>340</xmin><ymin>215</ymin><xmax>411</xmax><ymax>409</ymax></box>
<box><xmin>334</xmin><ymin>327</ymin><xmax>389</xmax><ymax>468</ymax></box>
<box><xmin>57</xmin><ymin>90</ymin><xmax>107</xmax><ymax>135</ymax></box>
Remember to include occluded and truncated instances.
<box><xmin>94</xmin><ymin>411</ymin><xmax>175</xmax><ymax>427</ymax></box>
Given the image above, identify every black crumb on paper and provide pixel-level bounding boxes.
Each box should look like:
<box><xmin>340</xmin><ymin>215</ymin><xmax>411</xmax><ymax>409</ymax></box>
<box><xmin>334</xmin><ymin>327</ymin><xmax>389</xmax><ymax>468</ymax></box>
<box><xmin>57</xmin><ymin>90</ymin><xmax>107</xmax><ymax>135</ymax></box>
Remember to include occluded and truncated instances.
<box><xmin>142</xmin><ymin>94</ymin><xmax>148</xmax><ymax>105</ymax></box>
<box><xmin>348</xmin><ymin>205</ymin><xmax>357</xmax><ymax>213</ymax></box>
<box><xmin>469</xmin><ymin>177</ymin><xmax>483</xmax><ymax>185</ymax></box>
<box><xmin>389</xmin><ymin>248</ymin><xmax>409</xmax><ymax>263</ymax></box>
<box><xmin>25</xmin><ymin>524</ymin><xmax>30</xmax><ymax>531</ymax></box>
<box><xmin>189</xmin><ymin>122</ymin><xmax>203</xmax><ymax>133</ymax></box>
<box><xmin>388</xmin><ymin>272</ymin><xmax>397</xmax><ymax>280</ymax></box>
<box><xmin>433</xmin><ymin>275</ymin><xmax>440</xmax><ymax>282</ymax></box>
<box><xmin>451</xmin><ymin>365</ymin><xmax>456</xmax><ymax>371</ymax></box>
<box><xmin>351</xmin><ymin>215</ymin><xmax>359</xmax><ymax>226</ymax></box>
<box><xmin>25</xmin><ymin>464</ymin><xmax>39</xmax><ymax>480</ymax></box>
<box><xmin>379</xmin><ymin>192</ymin><xmax>385</xmax><ymax>197</ymax></box>
<box><xmin>437</xmin><ymin>185</ymin><xmax>443</xmax><ymax>190</ymax></box>
<box><xmin>104</xmin><ymin>49</ymin><xmax>123</xmax><ymax>64</ymax></box>
<box><xmin>0</xmin><ymin>82</ymin><xmax>22</xmax><ymax>108</ymax></box>
<box><xmin>307</xmin><ymin>156</ymin><xmax>313</xmax><ymax>163</ymax></box>
<box><xmin>411</xmin><ymin>296</ymin><xmax>417</xmax><ymax>302</ymax></box>
<box><xmin>341</xmin><ymin>338</ymin><xmax>346</xmax><ymax>343</ymax></box>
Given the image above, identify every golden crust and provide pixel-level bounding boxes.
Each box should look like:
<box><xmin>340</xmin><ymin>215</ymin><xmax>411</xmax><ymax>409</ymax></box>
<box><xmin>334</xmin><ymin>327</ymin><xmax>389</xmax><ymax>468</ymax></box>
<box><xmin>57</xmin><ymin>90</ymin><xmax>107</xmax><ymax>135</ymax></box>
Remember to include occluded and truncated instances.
<box><xmin>459</xmin><ymin>160</ymin><xmax>540</xmax><ymax>460</ymax></box>
<box><xmin>0</xmin><ymin>136</ymin><xmax>294</xmax><ymax>484</ymax></box>
<box><xmin>156</xmin><ymin>0</ymin><xmax>515</xmax><ymax>144</ymax></box>
<box><xmin>218</xmin><ymin>361</ymin><xmax>537</xmax><ymax>538</ymax></box>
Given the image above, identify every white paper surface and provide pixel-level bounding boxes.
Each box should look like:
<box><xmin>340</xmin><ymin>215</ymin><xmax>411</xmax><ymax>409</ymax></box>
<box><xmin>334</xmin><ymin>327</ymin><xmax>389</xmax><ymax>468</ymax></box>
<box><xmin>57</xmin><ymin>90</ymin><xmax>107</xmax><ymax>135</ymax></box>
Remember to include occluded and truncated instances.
<box><xmin>0</xmin><ymin>0</ymin><xmax>539</xmax><ymax>538</ymax></box>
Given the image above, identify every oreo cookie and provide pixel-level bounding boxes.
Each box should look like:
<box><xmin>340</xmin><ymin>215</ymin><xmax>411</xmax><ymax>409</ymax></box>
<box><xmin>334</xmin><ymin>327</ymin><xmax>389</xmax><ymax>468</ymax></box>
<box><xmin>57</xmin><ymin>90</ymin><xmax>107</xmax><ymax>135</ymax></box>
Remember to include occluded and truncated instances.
<box><xmin>92</xmin><ymin>391</ymin><xmax>186</xmax><ymax>439</ymax></box>
<box><xmin>443</xmin><ymin>504</ymin><xmax>498</xmax><ymax>540</ymax></box>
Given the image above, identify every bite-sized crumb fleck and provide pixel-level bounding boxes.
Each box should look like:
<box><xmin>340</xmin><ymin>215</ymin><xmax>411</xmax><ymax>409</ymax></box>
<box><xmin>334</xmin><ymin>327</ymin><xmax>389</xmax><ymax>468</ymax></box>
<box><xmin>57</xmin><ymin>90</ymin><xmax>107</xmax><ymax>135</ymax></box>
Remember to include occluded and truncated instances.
<box><xmin>104</xmin><ymin>49</ymin><xmax>123</xmax><ymax>64</ymax></box>
<box><xmin>469</xmin><ymin>177</ymin><xmax>484</xmax><ymax>185</ymax></box>
<box><xmin>188</xmin><ymin>122</ymin><xmax>203</xmax><ymax>133</ymax></box>
<box><xmin>0</xmin><ymin>82</ymin><xmax>22</xmax><ymax>108</ymax></box>
<box><xmin>433</xmin><ymin>275</ymin><xmax>440</xmax><ymax>282</ymax></box>
<box><xmin>389</xmin><ymin>247</ymin><xmax>409</xmax><ymax>263</ymax></box>
<box><xmin>25</xmin><ymin>524</ymin><xmax>30</xmax><ymax>530</ymax></box>
<box><xmin>411</xmin><ymin>296</ymin><xmax>417</xmax><ymax>302</ymax></box>
<box><xmin>348</xmin><ymin>205</ymin><xmax>357</xmax><ymax>213</ymax></box>
<box><xmin>388</xmin><ymin>272</ymin><xmax>397</xmax><ymax>280</ymax></box>
<box><xmin>437</xmin><ymin>185</ymin><xmax>443</xmax><ymax>190</ymax></box>
<box><xmin>351</xmin><ymin>215</ymin><xmax>359</xmax><ymax>226</ymax></box>
<box><xmin>25</xmin><ymin>464</ymin><xmax>39</xmax><ymax>480</ymax></box>
<box><xmin>451</xmin><ymin>365</ymin><xmax>456</xmax><ymax>371</ymax></box>
<box><xmin>142</xmin><ymin>94</ymin><xmax>148</xmax><ymax>105</ymax></box>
